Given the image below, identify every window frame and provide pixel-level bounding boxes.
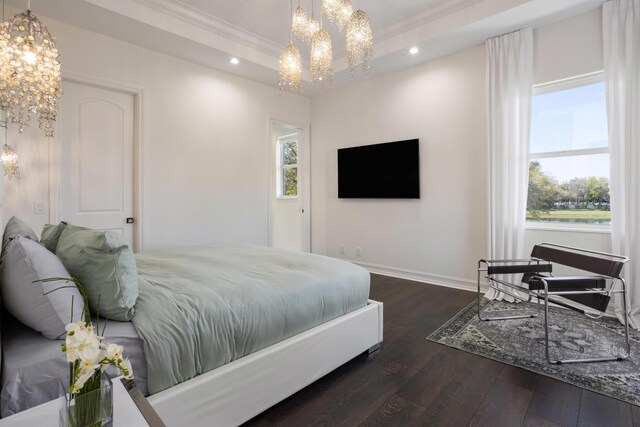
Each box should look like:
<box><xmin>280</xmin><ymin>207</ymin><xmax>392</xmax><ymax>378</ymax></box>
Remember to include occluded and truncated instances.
<box><xmin>276</xmin><ymin>134</ymin><xmax>299</xmax><ymax>200</ymax></box>
<box><xmin>525</xmin><ymin>71</ymin><xmax>611</xmax><ymax>233</ymax></box>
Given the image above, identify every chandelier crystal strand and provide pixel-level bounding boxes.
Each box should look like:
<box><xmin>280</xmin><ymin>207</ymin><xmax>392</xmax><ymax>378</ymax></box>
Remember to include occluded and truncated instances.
<box><xmin>305</xmin><ymin>16</ymin><xmax>319</xmax><ymax>43</ymax></box>
<box><xmin>2</xmin><ymin>143</ymin><xmax>19</xmax><ymax>179</ymax></box>
<box><xmin>278</xmin><ymin>45</ymin><xmax>303</xmax><ymax>93</ymax></box>
<box><xmin>322</xmin><ymin>0</ymin><xmax>341</xmax><ymax>23</ymax></box>
<box><xmin>0</xmin><ymin>9</ymin><xmax>62</xmax><ymax>137</ymax></box>
<box><xmin>310</xmin><ymin>29</ymin><xmax>333</xmax><ymax>88</ymax></box>
<box><xmin>346</xmin><ymin>9</ymin><xmax>373</xmax><ymax>77</ymax></box>
<box><xmin>305</xmin><ymin>0</ymin><xmax>319</xmax><ymax>44</ymax></box>
<box><xmin>291</xmin><ymin>2</ymin><xmax>308</xmax><ymax>41</ymax></box>
<box><xmin>2</xmin><ymin>124</ymin><xmax>19</xmax><ymax>179</ymax></box>
<box><xmin>336</xmin><ymin>0</ymin><xmax>353</xmax><ymax>32</ymax></box>
<box><xmin>279</xmin><ymin>0</ymin><xmax>303</xmax><ymax>93</ymax></box>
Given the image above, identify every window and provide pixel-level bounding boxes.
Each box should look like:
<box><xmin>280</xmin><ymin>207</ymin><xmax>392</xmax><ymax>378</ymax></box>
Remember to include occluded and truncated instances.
<box><xmin>527</xmin><ymin>75</ymin><xmax>610</xmax><ymax>226</ymax></box>
<box><xmin>277</xmin><ymin>135</ymin><xmax>298</xmax><ymax>198</ymax></box>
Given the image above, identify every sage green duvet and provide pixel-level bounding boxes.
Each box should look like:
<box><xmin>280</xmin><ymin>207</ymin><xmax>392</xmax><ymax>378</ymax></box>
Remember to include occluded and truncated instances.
<box><xmin>132</xmin><ymin>243</ymin><xmax>370</xmax><ymax>394</ymax></box>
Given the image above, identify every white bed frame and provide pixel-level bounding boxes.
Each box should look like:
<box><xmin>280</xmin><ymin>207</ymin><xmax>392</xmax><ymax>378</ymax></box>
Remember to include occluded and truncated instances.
<box><xmin>147</xmin><ymin>299</ymin><xmax>383</xmax><ymax>427</ymax></box>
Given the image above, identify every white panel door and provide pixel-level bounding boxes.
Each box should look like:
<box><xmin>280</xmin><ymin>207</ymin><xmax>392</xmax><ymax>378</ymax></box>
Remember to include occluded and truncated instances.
<box><xmin>58</xmin><ymin>81</ymin><xmax>135</xmax><ymax>246</ymax></box>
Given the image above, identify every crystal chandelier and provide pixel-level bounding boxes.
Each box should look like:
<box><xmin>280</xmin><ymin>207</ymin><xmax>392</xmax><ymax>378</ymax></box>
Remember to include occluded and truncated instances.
<box><xmin>305</xmin><ymin>14</ymin><xmax>320</xmax><ymax>43</ymax></box>
<box><xmin>346</xmin><ymin>9</ymin><xmax>373</xmax><ymax>76</ymax></box>
<box><xmin>310</xmin><ymin>28</ymin><xmax>333</xmax><ymax>87</ymax></box>
<box><xmin>322</xmin><ymin>0</ymin><xmax>341</xmax><ymax>23</ymax></box>
<box><xmin>280</xmin><ymin>1</ymin><xmax>303</xmax><ymax>93</ymax></box>
<box><xmin>336</xmin><ymin>0</ymin><xmax>353</xmax><ymax>32</ymax></box>
<box><xmin>0</xmin><ymin>3</ymin><xmax>62</xmax><ymax>137</ymax></box>
<box><xmin>279</xmin><ymin>0</ymin><xmax>373</xmax><ymax>92</ymax></box>
<box><xmin>291</xmin><ymin>4</ymin><xmax>308</xmax><ymax>41</ymax></box>
<box><xmin>279</xmin><ymin>44</ymin><xmax>303</xmax><ymax>93</ymax></box>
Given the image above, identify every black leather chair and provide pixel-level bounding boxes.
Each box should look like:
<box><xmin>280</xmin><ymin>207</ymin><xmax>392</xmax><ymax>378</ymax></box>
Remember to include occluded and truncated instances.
<box><xmin>477</xmin><ymin>243</ymin><xmax>630</xmax><ymax>364</ymax></box>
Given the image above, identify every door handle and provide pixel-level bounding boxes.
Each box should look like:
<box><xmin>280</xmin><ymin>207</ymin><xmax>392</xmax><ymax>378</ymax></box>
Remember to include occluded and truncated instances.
<box><xmin>126</xmin><ymin>218</ymin><xmax>134</xmax><ymax>224</ymax></box>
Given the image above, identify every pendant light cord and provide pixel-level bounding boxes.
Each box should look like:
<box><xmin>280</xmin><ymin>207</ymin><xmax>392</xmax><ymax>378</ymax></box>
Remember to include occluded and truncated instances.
<box><xmin>290</xmin><ymin>0</ymin><xmax>293</xmax><ymax>43</ymax></box>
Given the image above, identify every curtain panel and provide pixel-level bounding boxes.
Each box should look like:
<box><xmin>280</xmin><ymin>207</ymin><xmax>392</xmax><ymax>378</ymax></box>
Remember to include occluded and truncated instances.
<box><xmin>485</xmin><ymin>28</ymin><xmax>533</xmax><ymax>300</ymax></box>
<box><xmin>604</xmin><ymin>0</ymin><xmax>640</xmax><ymax>327</ymax></box>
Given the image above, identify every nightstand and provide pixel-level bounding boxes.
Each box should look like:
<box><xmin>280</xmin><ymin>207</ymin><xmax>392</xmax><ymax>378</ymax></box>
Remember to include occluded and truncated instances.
<box><xmin>0</xmin><ymin>377</ymin><xmax>156</xmax><ymax>426</ymax></box>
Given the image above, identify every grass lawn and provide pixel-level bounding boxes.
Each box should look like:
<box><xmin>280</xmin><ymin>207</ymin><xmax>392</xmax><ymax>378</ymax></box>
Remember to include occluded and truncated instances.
<box><xmin>527</xmin><ymin>209</ymin><xmax>611</xmax><ymax>222</ymax></box>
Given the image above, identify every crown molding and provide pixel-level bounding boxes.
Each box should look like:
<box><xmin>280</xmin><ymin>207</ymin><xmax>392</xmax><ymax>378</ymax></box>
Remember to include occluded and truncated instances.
<box><xmin>129</xmin><ymin>0</ymin><xmax>487</xmax><ymax>63</ymax></box>
<box><xmin>374</xmin><ymin>0</ymin><xmax>487</xmax><ymax>42</ymax></box>
<box><xmin>129</xmin><ymin>0</ymin><xmax>282</xmax><ymax>58</ymax></box>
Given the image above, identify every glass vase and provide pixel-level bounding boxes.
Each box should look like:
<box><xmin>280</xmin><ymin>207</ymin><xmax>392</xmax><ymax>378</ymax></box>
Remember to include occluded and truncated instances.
<box><xmin>59</xmin><ymin>373</ymin><xmax>113</xmax><ymax>427</ymax></box>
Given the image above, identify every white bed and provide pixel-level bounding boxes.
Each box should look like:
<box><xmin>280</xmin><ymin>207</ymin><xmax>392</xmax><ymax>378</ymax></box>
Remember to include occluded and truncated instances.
<box><xmin>149</xmin><ymin>299</ymin><xmax>383</xmax><ymax>426</ymax></box>
<box><xmin>0</xmin><ymin>242</ymin><xmax>383</xmax><ymax>426</ymax></box>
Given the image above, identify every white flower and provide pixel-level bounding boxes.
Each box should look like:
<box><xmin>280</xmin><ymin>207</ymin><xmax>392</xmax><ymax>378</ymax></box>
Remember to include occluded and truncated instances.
<box><xmin>65</xmin><ymin>320</ymin><xmax>85</xmax><ymax>333</ymax></box>
<box><xmin>80</xmin><ymin>345</ymin><xmax>100</xmax><ymax>363</ymax></box>
<box><xmin>66</xmin><ymin>347</ymin><xmax>80</xmax><ymax>363</ymax></box>
<box><xmin>104</xmin><ymin>343</ymin><xmax>123</xmax><ymax>360</ymax></box>
<box><xmin>73</xmin><ymin>329</ymin><xmax>88</xmax><ymax>342</ymax></box>
<box><xmin>120</xmin><ymin>358</ymin><xmax>133</xmax><ymax>379</ymax></box>
<box><xmin>63</xmin><ymin>319</ymin><xmax>134</xmax><ymax>393</ymax></box>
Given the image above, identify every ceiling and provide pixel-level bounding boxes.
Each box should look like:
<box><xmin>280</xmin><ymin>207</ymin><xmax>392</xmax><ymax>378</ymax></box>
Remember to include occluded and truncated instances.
<box><xmin>8</xmin><ymin>0</ymin><xmax>605</xmax><ymax>96</ymax></box>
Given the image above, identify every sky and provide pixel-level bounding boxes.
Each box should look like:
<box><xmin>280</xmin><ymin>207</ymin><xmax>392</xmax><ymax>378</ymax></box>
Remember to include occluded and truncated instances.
<box><xmin>530</xmin><ymin>82</ymin><xmax>609</xmax><ymax>183</ymax></box>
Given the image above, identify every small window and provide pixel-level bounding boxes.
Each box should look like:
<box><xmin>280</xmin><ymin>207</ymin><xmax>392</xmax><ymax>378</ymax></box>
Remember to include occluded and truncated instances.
<box><xmin>527</xmin><ymin>76</ymin><xmax>610</xmax><ymax>226</ymax></box>
<box><xmin>277</xmin><ymin>135</ymin><xmax>298</xmax><ymax>198</ymax></box>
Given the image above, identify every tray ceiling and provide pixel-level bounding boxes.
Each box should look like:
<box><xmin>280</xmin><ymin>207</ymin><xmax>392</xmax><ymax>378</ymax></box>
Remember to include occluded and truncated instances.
<box><xmin>7</xmin><ymin>0</ymin><xmax>605</xmax><ymax>96</ymax></box>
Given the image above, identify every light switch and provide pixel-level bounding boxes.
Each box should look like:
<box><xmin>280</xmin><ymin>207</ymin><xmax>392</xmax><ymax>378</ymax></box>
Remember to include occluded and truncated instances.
<box><xmin>34</xmin><ymin>201</ymin><xmax>45</xmax><ymax>214</ymax></box>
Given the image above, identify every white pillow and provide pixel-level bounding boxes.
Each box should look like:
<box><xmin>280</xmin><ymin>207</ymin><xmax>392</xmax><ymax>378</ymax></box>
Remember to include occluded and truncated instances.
<box><xmin>2</xmin><ymin>216</ymin><xmax>39</xmax><ymax>255</ymax></box>
<box><xmin>0</xmin><ymin>236</ymin><xmax>85</xmax><ymax>339</ymax></box>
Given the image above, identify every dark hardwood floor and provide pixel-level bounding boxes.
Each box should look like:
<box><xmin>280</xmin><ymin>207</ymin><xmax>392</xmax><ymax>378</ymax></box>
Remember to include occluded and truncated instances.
<box><xmin>243</xmin><ymin>274</ymin><xmax>639</xmax><ymax>426</ymax></box>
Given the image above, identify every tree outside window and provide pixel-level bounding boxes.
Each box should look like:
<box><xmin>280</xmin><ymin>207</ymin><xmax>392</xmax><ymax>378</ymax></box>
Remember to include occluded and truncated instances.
<box><xmin>277</xmin><ymin>136</ymin><xmax>298</xmax><ymax>198</ymax></box>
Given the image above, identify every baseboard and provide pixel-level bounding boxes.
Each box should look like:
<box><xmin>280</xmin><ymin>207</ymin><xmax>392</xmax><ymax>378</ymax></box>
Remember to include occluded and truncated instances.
<box><xmin>353</xmin><ymin>261</ymin><xmax>486</xmax><ymax>293</ymax></box>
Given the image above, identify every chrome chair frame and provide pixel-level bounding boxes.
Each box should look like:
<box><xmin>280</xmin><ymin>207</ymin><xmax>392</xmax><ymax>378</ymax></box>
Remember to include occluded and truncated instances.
<box><xmin>478</xmin><ymin>242</ymin><xmax>630</xmax><ymax>365</ymax></box>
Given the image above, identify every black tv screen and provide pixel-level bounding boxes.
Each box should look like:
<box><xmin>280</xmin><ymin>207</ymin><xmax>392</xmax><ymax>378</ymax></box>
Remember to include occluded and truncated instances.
<box><xmin>338</xmin><ymin>139</ymin><xmax>420</xmax><ymax>199</ymax></box>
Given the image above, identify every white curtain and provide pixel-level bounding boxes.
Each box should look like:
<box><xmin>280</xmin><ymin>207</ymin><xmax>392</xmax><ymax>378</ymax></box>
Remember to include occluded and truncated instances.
<box><xmin>485</xmin><ymin>29</ymin><xmax>533</xmax><ymax>301</ymax></box>
<box><xmin>604</xmin><ymin>0</ymin><xmax>640</xmax><ymax>328</ymax></box>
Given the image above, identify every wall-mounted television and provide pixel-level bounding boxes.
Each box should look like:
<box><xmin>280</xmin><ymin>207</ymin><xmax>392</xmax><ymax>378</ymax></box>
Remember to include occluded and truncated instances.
<box><xmin>338</xmin><ymin>139</ymin><xmax>420</xmax><ymax>199</ymax></box>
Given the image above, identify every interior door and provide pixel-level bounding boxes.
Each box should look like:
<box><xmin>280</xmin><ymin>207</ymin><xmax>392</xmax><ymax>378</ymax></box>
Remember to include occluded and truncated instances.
<box><xmin>58</xmin><ymin>81</ymin><xmax>135</xmax><ymax>247</ymax></box>
<box><xmin>269</xmin><ymin>122</ymin><xmax>310</xmax><ymax>252</ymax></box>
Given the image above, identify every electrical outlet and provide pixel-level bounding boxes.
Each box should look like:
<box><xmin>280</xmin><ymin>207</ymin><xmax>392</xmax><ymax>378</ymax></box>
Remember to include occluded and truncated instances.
<box><xmin>34</xmin><ymin>201</ymin><xmax>45</xmax><ymax>214</ymax></box>
<box><xmin>339</xmin><ymin>245</ymin><xmax>346</xmax><ymax>255</ymax></box>
<box><xmin>356</xmin><ymin>247</ymin><xmax>362</xmax><ymax>257</ymax></box>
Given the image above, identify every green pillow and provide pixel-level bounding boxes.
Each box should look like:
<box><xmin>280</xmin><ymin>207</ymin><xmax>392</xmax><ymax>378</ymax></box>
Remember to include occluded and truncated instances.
<box><xmin>40</xmin><ymin>221</ymin><xmax>68</xmax><ymax>253</ymax></box>
<box><xmin>56</xmin><ymin>225</ymin><xmax>138</xmax><ymax>321</ymax></box>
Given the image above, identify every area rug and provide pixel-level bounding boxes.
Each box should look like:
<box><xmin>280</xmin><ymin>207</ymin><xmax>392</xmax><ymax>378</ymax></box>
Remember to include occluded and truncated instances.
<box><xmin>427</xmin><ymin>299</ymin><xmax>640</xmax><ymax>405</ymax></box>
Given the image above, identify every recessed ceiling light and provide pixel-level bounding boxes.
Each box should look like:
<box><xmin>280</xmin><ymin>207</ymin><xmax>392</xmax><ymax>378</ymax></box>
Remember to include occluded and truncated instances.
<box><xmin>230</xmin><ymin>57</ymin><xmax>240</xmax><ymax>65</ymax></box>
<box><xmin>409</xmin><ymin>47</ymin><xmax>419</xmax><ymax>55</ymax></box>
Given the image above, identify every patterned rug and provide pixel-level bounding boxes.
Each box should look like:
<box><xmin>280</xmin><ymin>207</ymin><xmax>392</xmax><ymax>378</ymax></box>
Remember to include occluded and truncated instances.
<box><xmin>428</xmin><ymin>299</ymin><xmax>640</xmax><ymax>405</ymax></box>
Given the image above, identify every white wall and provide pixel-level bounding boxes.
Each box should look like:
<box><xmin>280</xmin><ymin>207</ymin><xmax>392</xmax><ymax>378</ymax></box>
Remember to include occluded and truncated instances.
<box><xmin>534</xmin><ymin>8</ymin><xmax>603</xmax><ymax>85</ymax></box>
<box><xmin>3</xmin><ymin>123</ymin><xmax>50</xmax><ymax>236</ymax></box>
<box><xmin>311</xmin><ymin>45</ymin><xmax>488</xmax><ymax>288</ymax></box>
<box><xmin>2</xmin><ymin>8</ymin><xmax>311</xmax><ymax>251</ymax></box>
<box><xmin>1</xmin><ymin>6</ymin><xmax>607</xmax><ymax>281</ymax></box>
<box><xmin>310</xmin><ymin>8</ymin><xmax>608</xmax><ymax>289</ymax></box>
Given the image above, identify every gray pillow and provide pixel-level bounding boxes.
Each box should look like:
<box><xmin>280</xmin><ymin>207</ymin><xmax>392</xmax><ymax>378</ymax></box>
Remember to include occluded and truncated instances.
<box><xmin>40</xmin><ymin>222</ymin><xmax>68</xmax><ymax>253</ymax></box>
<box><xmin>2</xmin><ymin>216</ymin><xmax>39</xmax><ymax>255</ymax></box>
<box><xmin>56</xmin><ymin>225</ymin><xmax>138</xmax><ymax>321</ymax></box>
<box><xmin>0</xmin><ymin>236</ymin><xmax>85</xmax><ymax>339</ymax></box>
